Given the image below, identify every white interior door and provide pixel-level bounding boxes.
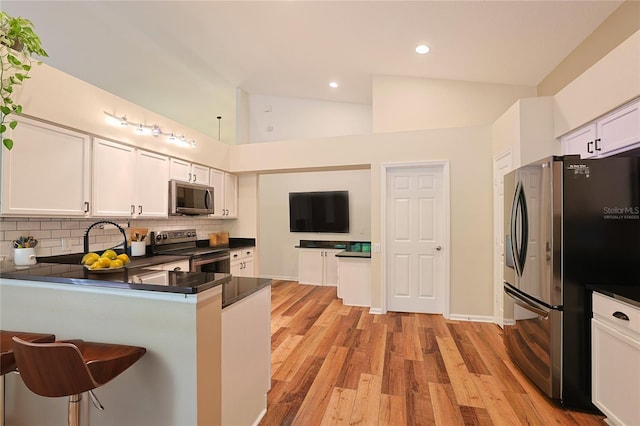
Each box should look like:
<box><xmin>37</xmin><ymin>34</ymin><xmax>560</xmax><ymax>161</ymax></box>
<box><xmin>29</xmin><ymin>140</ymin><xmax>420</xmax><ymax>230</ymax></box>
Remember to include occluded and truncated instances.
<box><xmin>385</xmin><ymin>164</ymin><xmax>447</xmax><ymax>314</ymax></box>
<box><xmin>493</xmin><ymin>151</ymin><xmax>512</xmax><ymax>326</ymax></box>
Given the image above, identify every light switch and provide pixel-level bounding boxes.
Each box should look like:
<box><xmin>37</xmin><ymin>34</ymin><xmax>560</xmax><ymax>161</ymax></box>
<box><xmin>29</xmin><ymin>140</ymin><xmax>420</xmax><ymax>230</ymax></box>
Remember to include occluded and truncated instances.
<box><xmin>373</xmin><ymin>243</ymin><xmax>381</xmax><ymax>252</ymax></box>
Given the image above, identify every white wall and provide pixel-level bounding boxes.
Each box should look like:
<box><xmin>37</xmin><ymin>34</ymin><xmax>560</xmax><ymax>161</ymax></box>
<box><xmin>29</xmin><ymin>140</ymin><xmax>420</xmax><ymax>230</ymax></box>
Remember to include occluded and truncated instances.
<box><xmin>248</xmin><ymin>94</ymin><xmax>372</xmax><ymax>143</ymax></box>
<box><xmin>231</xmin><ymin>126</ymin><xmax>494</xmax><ymax>317</ymax></box>
<box><xmin>554</xmin><ymin>29</ymin><xmax>640</xmax><ymax>137</ymax></box>
<box><xmin>372</xmin><ymin>75</ymin><xmax>536</xmax><ymax>133</ymax></box>
<box><xmin>258</xmin><ymin>169</ymin><xmax>371</xmax><ymax>280</ymax></box>
<box><xmin>12</xmin><ymin>62</ymin><xmax>231</xmax><ymax>170</ymax></box>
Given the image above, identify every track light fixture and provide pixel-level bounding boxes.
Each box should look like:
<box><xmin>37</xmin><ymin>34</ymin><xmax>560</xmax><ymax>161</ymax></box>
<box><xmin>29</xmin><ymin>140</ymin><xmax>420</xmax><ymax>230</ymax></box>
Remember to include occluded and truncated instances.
<box><xmin>103</xmin><ymin>111</ymin><xmax>196</xmax><ymax>148</ymax></box>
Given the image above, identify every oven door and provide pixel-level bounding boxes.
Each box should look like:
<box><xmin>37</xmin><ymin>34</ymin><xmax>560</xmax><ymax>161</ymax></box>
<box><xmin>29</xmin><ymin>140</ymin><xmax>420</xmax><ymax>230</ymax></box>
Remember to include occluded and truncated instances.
<box><xmin>191</xmin><ymin>251</ymin><xmax>230</xmax><ymax>273</ymax></box>
<box><xmin>503</xmin><ymin>283</ymin><xmax>562</xmax><ymax>400</ymax></box>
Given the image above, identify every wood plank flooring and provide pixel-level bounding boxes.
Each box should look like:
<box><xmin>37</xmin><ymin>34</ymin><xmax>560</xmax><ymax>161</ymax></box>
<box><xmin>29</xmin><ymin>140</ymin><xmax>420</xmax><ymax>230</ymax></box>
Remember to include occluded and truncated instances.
<box><xmin>259</xmin><ymin>281</ymin><xmax>606</xmax><ymax>426</ymax></box>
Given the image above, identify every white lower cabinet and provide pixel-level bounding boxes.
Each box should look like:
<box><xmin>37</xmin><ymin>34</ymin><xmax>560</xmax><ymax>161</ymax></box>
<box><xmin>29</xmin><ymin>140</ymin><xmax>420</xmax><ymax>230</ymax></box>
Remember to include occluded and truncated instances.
<box><xmin>1</xmin><ymin>116</ymin><xmax>91</xmax><ymax>216</ymax></box>
<box><xmin>592</xmin><ymin>292</ymin><xmax>640</xmax><ymax>426</ymax></box>
<box><xmin>337</xmin><ymin>256</ymin><xmax>371</xmax><ymax>307</ymax></box>
<box><xmin>298</xmin><ymin>248</ymin><xmax>341</xmax><ymax>286</ymax></box>
<box><xmin>222</xmin><ymin>285</ymin><xmax>271</xmax><ymax>426</ymax></box>
<box><xmin>146</xmin><ymin>259</ymin><xmax>190</xmax><ymax>272</ymax></box>
<box><xmin>230</xmin><ymin>247</ymin><xmax>254</xmax><ymax>277</ymax></box>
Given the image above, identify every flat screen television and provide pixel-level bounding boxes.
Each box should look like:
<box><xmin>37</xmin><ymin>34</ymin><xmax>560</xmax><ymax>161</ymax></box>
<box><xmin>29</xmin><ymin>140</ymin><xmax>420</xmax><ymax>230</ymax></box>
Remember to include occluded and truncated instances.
<box><xmin>289</xmin><ymin>191</ymin><xmax>349</xmax><ymax>233</ymax></box>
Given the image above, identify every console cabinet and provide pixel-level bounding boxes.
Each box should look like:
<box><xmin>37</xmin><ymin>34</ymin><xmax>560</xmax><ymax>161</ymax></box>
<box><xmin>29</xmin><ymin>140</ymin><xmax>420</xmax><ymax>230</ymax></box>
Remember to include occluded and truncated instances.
<box><xmin>337</xmin><ymin>256</ymin><xmax>371</xmax><ymax>306</ymax></box>
<box><xmin>592</xmin><ymin>292</ymin><xmax>640</xmax><ymax>426</ymax></box>
<box><xmin>1</xmin><ymin>116</ymin><xmax>91</xmax><ymax>216</ymax></box>
<box><xmin>298</xmin><ymin>248</ymin><xmax>341</xmax><ymax>286</ymax></box>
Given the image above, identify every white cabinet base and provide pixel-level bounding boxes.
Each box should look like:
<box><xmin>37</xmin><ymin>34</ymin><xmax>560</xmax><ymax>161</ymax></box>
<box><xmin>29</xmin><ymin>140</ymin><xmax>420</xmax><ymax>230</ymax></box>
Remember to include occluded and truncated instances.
<box><xmin>337</xmin><ymin>257</ymin><xmax>371</xmax><ymax>307</ymax></box>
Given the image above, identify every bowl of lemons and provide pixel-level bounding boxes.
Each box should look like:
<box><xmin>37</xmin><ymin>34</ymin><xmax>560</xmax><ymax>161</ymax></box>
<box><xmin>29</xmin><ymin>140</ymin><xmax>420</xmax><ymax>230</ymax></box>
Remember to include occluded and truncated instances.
<box><xmin>82</xmin><ymin>249</ymin><xmax>130</xmax><ymax>272</ymax></box>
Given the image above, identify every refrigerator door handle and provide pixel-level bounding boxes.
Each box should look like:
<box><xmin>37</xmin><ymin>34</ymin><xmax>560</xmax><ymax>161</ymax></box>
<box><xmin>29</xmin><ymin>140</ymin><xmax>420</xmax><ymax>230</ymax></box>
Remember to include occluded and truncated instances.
<box><xmin>504</xmin><ymin>286</ymin><xmax>548</xmax><ymax>318</ymax></box>
<box><xmin>510</xmin><ymin>181</ymin><xmax>529</xmax><ymax>277</ymax></box>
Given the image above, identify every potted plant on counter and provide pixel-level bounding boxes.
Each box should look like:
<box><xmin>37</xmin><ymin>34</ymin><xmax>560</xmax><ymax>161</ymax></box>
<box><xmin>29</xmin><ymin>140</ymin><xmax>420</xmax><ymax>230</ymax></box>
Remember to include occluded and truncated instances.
<box><xmin>0</xmin><ymin>11</ymin><xmax>48</xmax><ymax>150</ymax></box>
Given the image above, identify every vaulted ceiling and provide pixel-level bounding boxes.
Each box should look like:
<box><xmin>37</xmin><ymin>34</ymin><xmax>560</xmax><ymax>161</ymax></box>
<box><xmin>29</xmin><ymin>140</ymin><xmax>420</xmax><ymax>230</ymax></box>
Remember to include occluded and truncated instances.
<box><xmin>4</xmin><ymin>1</ymin><xmax>622</xmax><ymax>142</ymax></box>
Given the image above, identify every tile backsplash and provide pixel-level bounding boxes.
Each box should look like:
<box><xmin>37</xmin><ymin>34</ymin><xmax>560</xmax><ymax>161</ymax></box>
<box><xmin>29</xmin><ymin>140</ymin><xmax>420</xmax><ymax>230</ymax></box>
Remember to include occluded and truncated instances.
<box><xmin>0</xmin><ymin>217</ymin><xmax>224</xmax><ymax>261</ymax></box>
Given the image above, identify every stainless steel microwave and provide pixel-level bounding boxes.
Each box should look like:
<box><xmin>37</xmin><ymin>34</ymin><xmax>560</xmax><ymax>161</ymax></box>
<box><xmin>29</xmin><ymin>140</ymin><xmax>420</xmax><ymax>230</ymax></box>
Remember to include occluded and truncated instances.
<box><xmin>169</xmin><ymin>180</ymin><xmax>214</xmax><ymax>215</ymax></box>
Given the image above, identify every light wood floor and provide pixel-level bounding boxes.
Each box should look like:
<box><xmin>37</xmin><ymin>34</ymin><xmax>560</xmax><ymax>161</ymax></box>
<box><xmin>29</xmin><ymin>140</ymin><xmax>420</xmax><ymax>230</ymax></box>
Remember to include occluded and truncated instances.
<box><xmin>259</xmin><ymin>280</ymin><xmax>606</xmax><ymax>426</ymax></box>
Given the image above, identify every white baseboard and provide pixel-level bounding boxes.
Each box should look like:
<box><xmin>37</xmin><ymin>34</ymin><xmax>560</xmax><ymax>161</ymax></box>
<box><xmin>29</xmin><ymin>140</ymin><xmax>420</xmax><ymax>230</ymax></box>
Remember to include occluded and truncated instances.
<box><xmin>368</xmin><ymin>307</ymin><xmax>384</xmax><ymax>315</ymax></box>
<box><xmin>448</xmin><ymin>314</ymin><xmax>496</xmax><ymax>323</ymax></box>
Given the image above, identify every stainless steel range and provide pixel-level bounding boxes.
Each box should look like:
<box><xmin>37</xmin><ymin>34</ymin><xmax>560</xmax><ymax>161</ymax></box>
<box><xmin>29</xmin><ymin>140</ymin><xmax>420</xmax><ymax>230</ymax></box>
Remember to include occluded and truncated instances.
<box><xmin>151</xmin><ymin>229</ymin><xmax>230</xmax><ymax>273</ymax></box>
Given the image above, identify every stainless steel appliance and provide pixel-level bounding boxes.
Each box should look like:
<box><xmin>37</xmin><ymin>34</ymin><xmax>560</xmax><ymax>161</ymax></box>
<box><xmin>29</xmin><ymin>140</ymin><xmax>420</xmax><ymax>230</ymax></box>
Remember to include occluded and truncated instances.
<box><xmin>169</xmin><ymin>180</ymin><xmax>214</xmax><ymax>216</ymax></box>
<box><xmin>151</xmin><ymin>229</ymin><xmax>230</xmax><ymax>273</ymax></box>
<box><xmin>504</xmin><ymin>155</ymin><xmax>640</xmax><ymax>410</ymax></box>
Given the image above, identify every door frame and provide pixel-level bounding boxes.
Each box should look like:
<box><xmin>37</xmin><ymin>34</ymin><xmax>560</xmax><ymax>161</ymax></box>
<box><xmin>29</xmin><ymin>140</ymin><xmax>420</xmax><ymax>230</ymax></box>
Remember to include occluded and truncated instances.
<box><xmin>493</xmin><ymin>148</ymin><xmax>512</xmax><ymax>326</ymax></box>
<box><xmin>380</xmin><ymin>161</ymin><xmax>451</xmax><ymax>318</ymax></box>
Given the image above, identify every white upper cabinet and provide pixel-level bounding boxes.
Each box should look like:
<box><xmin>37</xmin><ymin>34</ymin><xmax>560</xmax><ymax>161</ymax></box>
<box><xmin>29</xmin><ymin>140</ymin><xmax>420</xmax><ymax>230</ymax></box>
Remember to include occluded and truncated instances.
<box><xmin>209</xmin><ymin>168</ymin><xmax>238</xmax><ymax>219</ymax></box>
<box><xmin>135</xmin><ymin>150</ymin><xmax>170</xmax><ymax>217</ymax></box>
<box><xmin>92</xmin><ymin>138</ymin><xmax>137</xmax><ymax>217</ymax></box>
<box><xmin>170</xmin><ymin>158</ymin><xmax>209</xmax><ymax>185</ymax></box>
<box><xmin>93</xmin><ymin>138</ymin><xmax>169</xmax><ymax>218</ymax></box>
<box><xmin>1</xmin><ymin>116</ymin><xmax>91</xmax><ymax>216</ymax></box>
<box><xmin>562</xmin><ymin>99</ymin><xmax>640</xmax><ymax>158</ymax></box>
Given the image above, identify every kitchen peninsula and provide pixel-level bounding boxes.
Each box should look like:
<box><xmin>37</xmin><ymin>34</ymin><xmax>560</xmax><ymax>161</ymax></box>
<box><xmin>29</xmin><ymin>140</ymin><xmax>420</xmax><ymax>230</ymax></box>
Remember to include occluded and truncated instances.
<box><xmin>0</xmin><ymin>261</ymin><xmax>270</xmax><ymax>426</ymax></box>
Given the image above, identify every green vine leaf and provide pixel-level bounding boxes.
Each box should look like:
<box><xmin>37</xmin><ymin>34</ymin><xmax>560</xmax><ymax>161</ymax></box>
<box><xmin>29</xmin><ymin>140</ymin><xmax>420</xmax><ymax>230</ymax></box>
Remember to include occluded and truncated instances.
<box><xmin>9</xmin><ymin>120</ymin><xmax>17</xmax><ymax>129</ymax></box>
<box><xmin>3</xmin><ymin>138</ymin><xmax>13</xmax><ymax>150</ymax></box>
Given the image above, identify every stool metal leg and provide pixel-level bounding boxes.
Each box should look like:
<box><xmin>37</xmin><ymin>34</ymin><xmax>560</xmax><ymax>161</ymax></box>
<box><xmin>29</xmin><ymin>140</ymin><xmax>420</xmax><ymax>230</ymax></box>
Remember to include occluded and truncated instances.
<box><xmin>68</xmin><ymin>393</ymin><xmax>81</xmax><ymax>426</ymax></box>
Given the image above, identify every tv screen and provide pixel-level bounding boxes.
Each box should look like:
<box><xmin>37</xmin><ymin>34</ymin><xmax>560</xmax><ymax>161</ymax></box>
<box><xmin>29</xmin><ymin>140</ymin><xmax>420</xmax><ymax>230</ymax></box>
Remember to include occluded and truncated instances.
<box><xmin>289</xmin><ymin>191</ymin><xmax>349</xmax><ymax>233</ymax></box>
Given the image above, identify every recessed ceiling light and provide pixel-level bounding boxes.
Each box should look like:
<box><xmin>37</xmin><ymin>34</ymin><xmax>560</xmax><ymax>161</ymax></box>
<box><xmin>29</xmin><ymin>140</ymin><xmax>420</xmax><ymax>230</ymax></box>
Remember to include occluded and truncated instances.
<box><xmin>415</xmin><ymin>44</ymin><xmax>430</xmax><ymax>55</ymax></box>
<box><xmin>329</xmin><ymin>81</ymin><xmax>339</xmax><ymax>88</ymax></box>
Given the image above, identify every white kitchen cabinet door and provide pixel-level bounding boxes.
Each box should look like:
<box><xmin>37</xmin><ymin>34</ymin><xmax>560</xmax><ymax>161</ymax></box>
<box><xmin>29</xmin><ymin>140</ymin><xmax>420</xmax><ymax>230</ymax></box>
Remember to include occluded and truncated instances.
<box><xmin>209</xmin><ymin>169</ymin><xmax>238</xmax><ymax>219</ymax></box>
<box><xmin>92</xmin><ymin>138</ymin><xmax>136</xmax><ymax>217</ymax></box>
<box><xmin>169</xmin><ymin>158</ymin><xmax>191</xmax><ymax>182</ymax></box>
<box><xmin>135</xmin><ymin>150</ymin><xmax>169</xmax><ymax>218</ymax></box>
<box><xmin>170</xmin><ymin>158</ymin><xmax>209</xmax><ymax>185</ymax></box>
<box><xmin>191</xmin><ymin>164</ymin><xmax>210</xmax><ymax>186</ymax></box>
<box><xmin>298</xmin><ymin>248</ymin><xmax>340</xmax><ymax>286</ymax></box>
<box><xmin>209</xmin><ymin>168</ymin><xmax>225</xmax><ymax>218</ymax></box>
<box><xmin>596</xmin><ymin>100</ymin><xmax>640</xmax><ymax>156</ymax></box>
<box><xmin>1</xmin><ymin>116</ymin><xmax>90</xmax><ymax>216</ymax></box>
<box><xmin>224</xmin><ymin>172</ymin><xmax>238</xmax><ymax>218</ymax></box>
<box><xmin>230</xmin><ymin>247</ymin><xmax>255</xmax><ymax>277</ymax></box>
<box><xmin>561</xmin><ymin>123</ymin><xmax>597</xmax><ymax>158</ymax></box>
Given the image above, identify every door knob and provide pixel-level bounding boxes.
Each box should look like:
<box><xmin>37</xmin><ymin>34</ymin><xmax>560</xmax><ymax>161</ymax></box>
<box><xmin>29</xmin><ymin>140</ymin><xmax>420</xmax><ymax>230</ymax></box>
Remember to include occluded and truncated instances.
<box><xmin>435</xmin><ymin>246</ymin><xmax>442</xmax><ymax>251</ymax></box>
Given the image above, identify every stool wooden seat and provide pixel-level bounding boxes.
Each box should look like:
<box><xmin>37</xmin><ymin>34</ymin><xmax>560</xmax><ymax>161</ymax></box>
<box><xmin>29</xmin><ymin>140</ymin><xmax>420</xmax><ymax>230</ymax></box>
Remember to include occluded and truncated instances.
<box><xmin>0</xmin><ymin>330</ymin><xmax>55</xmax><ymax>375</ymax></box>
<box><xmin>11</xmin><ymin>337</ymin><xmax>146</xmax><ymax>426</ymax></box>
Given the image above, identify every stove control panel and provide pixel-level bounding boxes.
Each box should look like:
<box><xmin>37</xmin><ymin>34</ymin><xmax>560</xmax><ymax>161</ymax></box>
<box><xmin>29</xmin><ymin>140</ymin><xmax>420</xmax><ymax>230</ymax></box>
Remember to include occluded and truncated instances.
<box><xmin>152</xmin><ymin>229</ymin><xmax>198</xmax><ymax>246</ymax></box>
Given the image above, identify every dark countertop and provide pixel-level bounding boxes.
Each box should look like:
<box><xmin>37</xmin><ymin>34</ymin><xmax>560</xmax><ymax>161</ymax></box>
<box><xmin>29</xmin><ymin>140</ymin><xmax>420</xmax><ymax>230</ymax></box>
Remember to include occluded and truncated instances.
<box><xmin>335</xmin><ymin>251</ymin><xmax>371</xmax><ymax>259</ymax></box>
<box><xmin>0</xmin><ymin>260</ymin><xmax>230</xmax><ymax>295</ymax></box>
<box><xmin>223</xmin><ymin>276</ymin><xmax>271</xmax><ymax>308</ymax></box>
<box><xmin>228</xmin><ymin>237</ymin><xmax>256</xmax><ymax>249</ymax></box>
<box><xmin>589</xmin><ymin>285</ymin><xmax>640</xmax><ymax>309</ymax></box>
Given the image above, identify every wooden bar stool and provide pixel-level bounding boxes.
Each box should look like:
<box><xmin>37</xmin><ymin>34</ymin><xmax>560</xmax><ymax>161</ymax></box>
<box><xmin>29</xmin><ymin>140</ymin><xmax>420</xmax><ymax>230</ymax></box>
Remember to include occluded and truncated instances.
<box><xmin>11</xmin><ymin>337</ymin><xmax>146</xmax><ymax>426</ymax></box>
<box><xmin>1</xmin><ymin>331</ymin><xmax>56</xmax><ymax>375</ymax></box>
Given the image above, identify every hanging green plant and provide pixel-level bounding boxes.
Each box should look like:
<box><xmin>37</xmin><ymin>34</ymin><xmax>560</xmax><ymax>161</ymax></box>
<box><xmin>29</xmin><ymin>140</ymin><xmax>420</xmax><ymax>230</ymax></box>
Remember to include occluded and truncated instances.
<box><xmin>0</xmin><ymin>11</ymin><xmax>48</xmax><ymax>150</ymax></box>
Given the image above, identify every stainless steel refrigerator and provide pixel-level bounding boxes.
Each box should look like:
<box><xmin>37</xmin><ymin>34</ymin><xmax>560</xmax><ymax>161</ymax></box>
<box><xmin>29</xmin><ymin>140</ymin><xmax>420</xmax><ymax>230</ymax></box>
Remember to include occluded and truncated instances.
<box><xmin>503</xmin><ymin>155</ymin><xmax>640</xmax><ymax>410</ymax></box>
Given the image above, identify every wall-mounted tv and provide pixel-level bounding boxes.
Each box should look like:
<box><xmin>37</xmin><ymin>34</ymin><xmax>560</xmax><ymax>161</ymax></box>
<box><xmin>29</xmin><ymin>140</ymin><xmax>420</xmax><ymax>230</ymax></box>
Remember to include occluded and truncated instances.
<box><xmin>289</xmin><ymin>191</ymin><xmax>349</xmax><ymax>233</ymax></box>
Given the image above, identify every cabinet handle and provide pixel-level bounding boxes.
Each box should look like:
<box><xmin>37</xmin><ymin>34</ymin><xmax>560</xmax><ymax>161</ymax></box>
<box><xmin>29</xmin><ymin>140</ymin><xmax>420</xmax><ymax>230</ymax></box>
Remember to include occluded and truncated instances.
<box><xmin>84</xmin><ymin>201</ymin><xmax>90</xmax><ymax>213</ymax></box>
<box><xmin>173</xmin><ymin>267</ymin><xmax>182</xmax><ymax>271</ymax></box>
<box><xmin>246</xmin><ymin>251</ymin><xmax>251</xmax><ymax>255</ymax></box>
<box><xmin>138</xmin><ymin>205</ymin><xmax>143</xmax><ymax>215</ymax></box>
<box><xmin>193</xmin><ymin>174</ymin><xmax>197</xmax><ymax>182</ymax></box>
<box><xmin>131</xmin><ymin>205</ymin><xmax>135</xmax><ymax>215</ymax></box>
<box><xmin>595</xmin><ymin>138</ymin><xmax>602</xmax><ymax>152</ymax></box>
<box><xmin>587</xmin><ymin>141</ymin><xmax>594</xmax><ymax>153</ymax></box>
<box><xmin>612</xmin><ymin>311</ymin><xmax>630</xmax><ymax>321</ymax></box>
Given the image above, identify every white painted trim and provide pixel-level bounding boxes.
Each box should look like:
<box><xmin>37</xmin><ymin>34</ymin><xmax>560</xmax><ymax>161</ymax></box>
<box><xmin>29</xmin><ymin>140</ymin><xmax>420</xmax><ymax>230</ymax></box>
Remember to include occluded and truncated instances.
<box><xmin>449</xmin><ymin>314</ymin><xmax>496</xmax><ymax>323</ymax></box>
<box><xmin>492</xmin><ymin>148</ymin><xmax>513</xmax><ymax>326</ymax></box>
<box><xmin>380</xmin><ymin>160</ymin><xmax>451</xmax><ymax>317</ymax></box>
<box><xmin>368</xmin><ymin>307</ymin><xmax>385</xmax><ymax>315</ymax></box>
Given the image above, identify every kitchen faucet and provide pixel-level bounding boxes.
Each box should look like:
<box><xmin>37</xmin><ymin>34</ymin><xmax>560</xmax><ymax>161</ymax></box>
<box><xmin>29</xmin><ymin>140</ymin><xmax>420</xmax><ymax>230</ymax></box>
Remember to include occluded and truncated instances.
<box><xmin>84</xmin><ymin>220</ymin><xmax>129</xmax><ymax>255</ymax></box>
